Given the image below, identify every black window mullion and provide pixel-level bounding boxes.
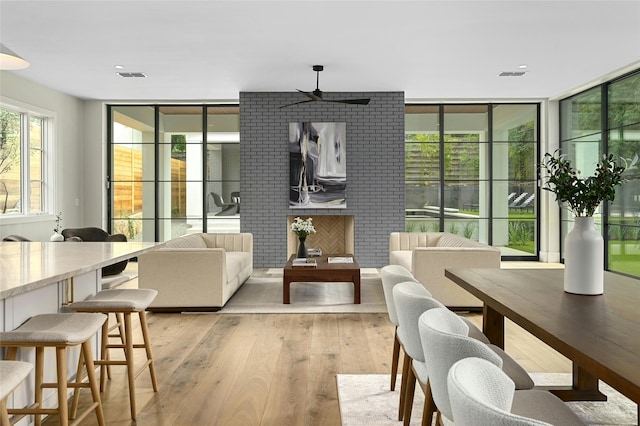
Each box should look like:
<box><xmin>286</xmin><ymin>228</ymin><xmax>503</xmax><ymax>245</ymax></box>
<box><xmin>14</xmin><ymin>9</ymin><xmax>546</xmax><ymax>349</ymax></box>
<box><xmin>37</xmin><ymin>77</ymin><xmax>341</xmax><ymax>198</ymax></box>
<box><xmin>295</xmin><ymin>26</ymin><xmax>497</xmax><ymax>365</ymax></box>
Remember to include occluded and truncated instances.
<box><xmin>202</xmin><ymin>106</ymin><xmax>208</xmax><ymax>233</ymax></box>
<box><xmin>154</xmin><ymin>106</ymin><xmax>160</xmax><ymax>242</ymax></box>
<box><xmin>106</xmin><ymin>106</ymin><xmax>113</xmax><ymax>233</ymax></box>
<box><xmin>601</xmin><ymin>84</ymin><xmax>610</xmax><ymax>269</ymax></box>
<box><xmin>438</xmin><ymin>105</ymin><xmax>445</xmax><ymax>232</ymax></box>
<box><xmin>487</xmin><ymin>104</ymin><xmax>493</xmax><ymax>247</ymax></box>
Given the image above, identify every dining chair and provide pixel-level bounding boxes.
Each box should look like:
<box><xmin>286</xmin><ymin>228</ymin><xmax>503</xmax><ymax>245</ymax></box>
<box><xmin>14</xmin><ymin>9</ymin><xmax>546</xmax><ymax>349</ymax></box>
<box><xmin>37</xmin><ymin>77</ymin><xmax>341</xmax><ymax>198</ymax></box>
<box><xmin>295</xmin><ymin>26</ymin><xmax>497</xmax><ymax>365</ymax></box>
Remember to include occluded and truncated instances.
<box><xmin>380</xmin><ymin>264</ymin><xmax>421</xmax><ymax>391</ymax></box>
<box><xmin>393</xmin><ymin>281</ymin><xmax>444</xmax><ymax>425</ymax></box>
<box><xmin>448</xmin><ymin>357</ymin><xmax>587</xmax><ymax>425</ymax></box>
<box><xmin>419</xmin><ymin>307</ymin><xmax>534</xmax><ymax>425</ymax></box>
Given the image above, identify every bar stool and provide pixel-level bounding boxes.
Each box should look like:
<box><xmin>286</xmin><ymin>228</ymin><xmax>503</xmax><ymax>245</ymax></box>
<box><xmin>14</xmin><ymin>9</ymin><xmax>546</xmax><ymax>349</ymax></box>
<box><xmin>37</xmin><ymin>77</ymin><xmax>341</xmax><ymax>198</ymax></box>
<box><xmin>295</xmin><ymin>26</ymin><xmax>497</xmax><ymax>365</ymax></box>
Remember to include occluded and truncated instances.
<box><xmin>0</xmin><ymin>313</ymin><xmax>107</xmax><ymax>426</ymax></box>
<box><xmin>68</xmin><ymin>288</ymin><xmax>158</xmax><ymax>420</ymax></box>
<box><xmin>0</xmin><ymin>360</ymin><xmax>33</xmax><ymax>425</ymax></box>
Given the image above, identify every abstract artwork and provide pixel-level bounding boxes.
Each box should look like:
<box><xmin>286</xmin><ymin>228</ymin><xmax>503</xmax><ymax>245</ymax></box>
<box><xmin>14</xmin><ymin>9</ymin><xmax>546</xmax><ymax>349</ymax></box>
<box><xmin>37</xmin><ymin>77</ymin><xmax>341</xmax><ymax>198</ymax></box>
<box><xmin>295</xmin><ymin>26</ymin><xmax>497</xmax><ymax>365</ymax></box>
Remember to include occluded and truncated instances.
<box><xmin>289</xmin><ymin>122</ymin><xmax>346</xmax><ymax>209</ymax></box>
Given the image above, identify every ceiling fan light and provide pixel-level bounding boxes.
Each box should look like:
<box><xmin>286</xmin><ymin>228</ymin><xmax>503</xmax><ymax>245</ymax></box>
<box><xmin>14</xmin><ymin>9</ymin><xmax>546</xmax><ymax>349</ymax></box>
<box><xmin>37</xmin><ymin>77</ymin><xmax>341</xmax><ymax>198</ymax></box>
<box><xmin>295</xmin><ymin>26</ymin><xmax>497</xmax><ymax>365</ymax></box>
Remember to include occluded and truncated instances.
<box><xmin>0</xmin><ymin>43</ymin><xmax>30</xmax><ymax>70</ymax></box>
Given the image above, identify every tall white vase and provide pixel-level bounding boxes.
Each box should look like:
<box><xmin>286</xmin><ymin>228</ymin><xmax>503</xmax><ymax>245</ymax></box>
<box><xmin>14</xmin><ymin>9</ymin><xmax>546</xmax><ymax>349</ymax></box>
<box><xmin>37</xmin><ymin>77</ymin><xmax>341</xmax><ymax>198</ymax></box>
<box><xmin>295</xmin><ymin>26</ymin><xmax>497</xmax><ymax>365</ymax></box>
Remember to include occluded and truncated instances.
<box><xmin>564</xmin><ymin>216</ymin><xmax>604</xmax><ymax>295</ymax></box>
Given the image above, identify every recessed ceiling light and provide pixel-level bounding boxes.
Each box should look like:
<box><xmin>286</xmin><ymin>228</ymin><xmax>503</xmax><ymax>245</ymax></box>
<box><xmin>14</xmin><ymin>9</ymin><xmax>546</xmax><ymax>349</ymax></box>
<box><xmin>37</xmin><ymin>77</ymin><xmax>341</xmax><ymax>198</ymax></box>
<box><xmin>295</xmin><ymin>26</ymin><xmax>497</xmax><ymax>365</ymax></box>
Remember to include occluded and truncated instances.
<box><xmin>518</xmin><ymin>64</ymin><xmax>528</xmax><ymax>69</ymax></box>
<box><xmin>114</xmin><ymin>65</ymin><xmax>125</xmax><ymax>70</ymax></box>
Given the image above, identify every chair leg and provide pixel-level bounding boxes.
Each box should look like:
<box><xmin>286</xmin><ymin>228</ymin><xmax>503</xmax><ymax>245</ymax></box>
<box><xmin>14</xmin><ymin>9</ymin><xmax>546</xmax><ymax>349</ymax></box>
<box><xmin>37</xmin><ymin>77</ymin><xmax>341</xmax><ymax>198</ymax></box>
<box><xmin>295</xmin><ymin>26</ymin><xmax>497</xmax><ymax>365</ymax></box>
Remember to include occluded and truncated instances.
<box><xmin>391</xmin><ymin>328</ymin><xmax>401</xmax><ymax>391</ymax></box>
<box><xmin>421</xmin><ymin>379</ymin><xmax>437</xmax><ymax>426</ymax></box>
<box><xmin>34</xmin><ymin>347</ymin><xmax>44</xmax><ymax>426</ymax></box>
<box><xmin>55</xmin><ymin>347</ymin><xmax>69</xmax><ymax>426</ymax></box>
<box><xmin>100</xmin><ymin>319</ymin><xmax>110</xmax><ymax>390</ymax></box>
<box><xmin>1</xmin><ymin>397</ymin><xmax>10</xmax><ymax>426</ymax></box>
<box><xmin>82</xmin><ymin>340</ymin><xmax>106</xmax><ymax>426</ymax></box>
<box><xmin>70</xmin><ymin>347</ymin><xmax>85</xmax><ymax>419</ymax></box>
<box><xmin>403</xmin><ymin>361</ymin><xmax>416</xmax><ymax>426</ymax></box>
<box><xmin>123</xmin><ymin>312</ymin><xmax>137</xmax><ymax>420</ymax></box>
<box><xmin>398</xmin><ymin>351</ymin><xmax>411</xmax><ymax>421</ymax></box>
<box><xmin>139</xmin><ymin>311</ymin><xmax>158</xmax><ymax>391</ymax></box>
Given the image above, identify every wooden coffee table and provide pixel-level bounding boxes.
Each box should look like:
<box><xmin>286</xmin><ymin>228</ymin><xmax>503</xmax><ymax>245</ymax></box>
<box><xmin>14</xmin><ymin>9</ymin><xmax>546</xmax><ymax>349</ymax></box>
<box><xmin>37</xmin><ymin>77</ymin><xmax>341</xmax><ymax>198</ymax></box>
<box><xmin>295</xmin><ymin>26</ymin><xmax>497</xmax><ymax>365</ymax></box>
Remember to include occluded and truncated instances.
<box><xmin>283</xmin><ymin>255</ymin><xmax>361</xmax><ymax>304</ymax></box>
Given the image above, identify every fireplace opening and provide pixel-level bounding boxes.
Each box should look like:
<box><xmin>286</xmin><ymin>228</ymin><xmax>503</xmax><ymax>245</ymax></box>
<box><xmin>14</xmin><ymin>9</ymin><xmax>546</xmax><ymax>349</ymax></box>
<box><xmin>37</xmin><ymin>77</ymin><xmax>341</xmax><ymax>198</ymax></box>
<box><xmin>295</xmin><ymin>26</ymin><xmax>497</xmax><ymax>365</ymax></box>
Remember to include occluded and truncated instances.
<box><xmin>287</xmin><ymin>215</ymin><xmax>355</xmax><ymax>258</ymax></box>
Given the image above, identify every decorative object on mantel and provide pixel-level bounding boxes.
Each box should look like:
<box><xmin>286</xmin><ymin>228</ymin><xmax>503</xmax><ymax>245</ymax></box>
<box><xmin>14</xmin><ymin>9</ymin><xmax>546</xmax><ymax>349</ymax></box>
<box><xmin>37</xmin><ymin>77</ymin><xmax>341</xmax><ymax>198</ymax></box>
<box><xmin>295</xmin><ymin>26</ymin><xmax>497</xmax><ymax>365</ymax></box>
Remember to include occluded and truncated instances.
<box><xmin>540</xmin><ymin>150</ymin><xmax>625</xmax><ymax>295</ymax></box>
<box><xmin>50</xmin><ymin>211</ymin><xmax>64</xmax><ymax>242</ymax></box>
<box><xmin>291</xmin><ymin>217</ymin><xmax>316</xmax><ymax>258</ymax></box>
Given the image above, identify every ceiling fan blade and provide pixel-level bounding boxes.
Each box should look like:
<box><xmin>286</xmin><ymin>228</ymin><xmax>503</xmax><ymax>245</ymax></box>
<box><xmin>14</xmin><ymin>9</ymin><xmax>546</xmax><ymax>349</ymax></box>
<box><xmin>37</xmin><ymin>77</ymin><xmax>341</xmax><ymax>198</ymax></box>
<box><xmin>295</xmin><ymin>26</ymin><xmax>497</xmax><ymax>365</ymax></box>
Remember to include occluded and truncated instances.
<box><xmin>297</xmin><ymin>88</ymin><xmax>322</xmax><ymax>101</ymax></box>
<box><xmin>326</xmin><ymin>98</ymin><xmax>371</xmax><ymax>105</ymax></box>
<box><xmin>278</xmin><ymin>99</ymin><xmax>315</xmax><ymax>108</ymax></box>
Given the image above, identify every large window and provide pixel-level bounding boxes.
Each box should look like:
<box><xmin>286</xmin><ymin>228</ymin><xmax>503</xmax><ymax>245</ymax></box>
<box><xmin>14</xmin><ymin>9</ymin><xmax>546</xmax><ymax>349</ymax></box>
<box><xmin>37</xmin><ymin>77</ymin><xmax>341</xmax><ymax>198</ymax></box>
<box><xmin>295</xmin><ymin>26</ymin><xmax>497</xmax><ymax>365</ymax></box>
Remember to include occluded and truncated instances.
<box><xmin>406</xmin><ymin>103</ymin><xmax>539</xmax><ymax>259</ymax></box>
<box><xmin>0</xmin><ymin>106</ymin><xmax>46</xmax><ymax>216</ymax></box>
<box><xmin>108</xmin><ymin>104</ymin><xmax>240</xmax><ymax>242</ymax></box>
<box><xmin>560</xmin><ymin>69</ymin><xmax>640</xmax><ymax>278</ymax></box>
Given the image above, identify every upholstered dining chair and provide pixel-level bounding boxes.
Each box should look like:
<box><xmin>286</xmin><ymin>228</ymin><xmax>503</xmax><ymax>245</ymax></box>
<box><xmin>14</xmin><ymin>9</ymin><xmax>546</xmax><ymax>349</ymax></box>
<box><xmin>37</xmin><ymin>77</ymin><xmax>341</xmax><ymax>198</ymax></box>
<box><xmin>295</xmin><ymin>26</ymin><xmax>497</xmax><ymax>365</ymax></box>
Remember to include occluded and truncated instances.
<box><xmin>2</xmin><ymin>234</ymin><xmax>31</xmax><ymax>241</ymax></box>
<box><xmin>393</xmin><ymin>281</ymin><xmax>444</xmax><ymax>425</ymax></box>
<box><xmin>61</xmin><ymin>227</ymin><xmax>129</xmax><ymax>276</ymax></box>
<box><xmin>419</xmin><ymin>307</ymin><xmax>534</xmax><ymax>425</ymax></box>
<box><xmin>380</xmin><ymin>264</ymin><xmax>420</xmax><ymax>391</ymax></box>
<box><xmin>448</xmin><ymin>357</ymin><xmax>587</xmax><ymax>425</ymax></box>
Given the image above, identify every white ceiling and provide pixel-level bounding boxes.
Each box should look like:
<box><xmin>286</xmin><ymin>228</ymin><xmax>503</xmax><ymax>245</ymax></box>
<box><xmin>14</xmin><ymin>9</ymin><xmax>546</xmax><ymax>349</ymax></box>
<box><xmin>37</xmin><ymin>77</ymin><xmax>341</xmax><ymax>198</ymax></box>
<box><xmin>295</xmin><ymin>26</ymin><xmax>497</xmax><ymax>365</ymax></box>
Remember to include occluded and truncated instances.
<box><xmin>1</xmin><ymin>0</ymin><xmax>639</xmax><ymax>102</ymax></box>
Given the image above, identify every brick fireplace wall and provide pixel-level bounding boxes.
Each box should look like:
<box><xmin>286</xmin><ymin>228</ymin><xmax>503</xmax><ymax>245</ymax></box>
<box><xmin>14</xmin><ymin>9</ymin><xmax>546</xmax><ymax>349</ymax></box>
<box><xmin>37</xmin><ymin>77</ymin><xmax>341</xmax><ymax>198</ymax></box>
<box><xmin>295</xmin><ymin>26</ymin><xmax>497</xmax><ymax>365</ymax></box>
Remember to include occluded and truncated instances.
<box><xmin>239</xmin><ymin>91</ymin><xmax>405</xmax><ymax>268</ymax></box>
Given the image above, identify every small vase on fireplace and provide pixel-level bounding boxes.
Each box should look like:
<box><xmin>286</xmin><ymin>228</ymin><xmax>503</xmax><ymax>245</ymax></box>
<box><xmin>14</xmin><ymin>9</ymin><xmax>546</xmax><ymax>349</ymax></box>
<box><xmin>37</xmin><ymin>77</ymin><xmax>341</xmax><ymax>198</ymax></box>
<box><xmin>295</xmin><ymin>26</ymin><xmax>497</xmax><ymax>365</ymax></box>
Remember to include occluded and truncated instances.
<box><xmin>297</xmin><ymin>237</ymin><xmax>308</xmax><ymax>258</ymax></box>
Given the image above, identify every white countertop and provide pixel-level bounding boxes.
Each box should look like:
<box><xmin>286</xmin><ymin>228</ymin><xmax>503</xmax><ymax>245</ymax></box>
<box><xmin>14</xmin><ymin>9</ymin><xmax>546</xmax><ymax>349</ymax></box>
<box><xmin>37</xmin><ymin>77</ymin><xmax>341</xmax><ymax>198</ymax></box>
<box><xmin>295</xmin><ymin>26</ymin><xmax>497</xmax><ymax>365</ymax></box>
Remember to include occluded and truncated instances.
<box><xmin>0</xmin><ymin>241</ymin><xmax>162</xmax><ymax>299</ymax></box>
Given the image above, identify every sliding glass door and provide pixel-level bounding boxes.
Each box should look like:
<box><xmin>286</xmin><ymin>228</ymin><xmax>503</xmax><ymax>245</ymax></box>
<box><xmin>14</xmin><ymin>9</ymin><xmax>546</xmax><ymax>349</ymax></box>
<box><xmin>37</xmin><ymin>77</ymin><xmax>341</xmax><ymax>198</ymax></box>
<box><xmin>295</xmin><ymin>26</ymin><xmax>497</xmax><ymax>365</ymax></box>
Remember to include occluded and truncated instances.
<box><xmin>108</xmin><ymin>104</ymin><xmax>240</xmax><ymax>242</ymax></box>
<box><xmin>405</xmin><ymin>103</ymin><xmax>539</xmax><ymax>259</ymax></box>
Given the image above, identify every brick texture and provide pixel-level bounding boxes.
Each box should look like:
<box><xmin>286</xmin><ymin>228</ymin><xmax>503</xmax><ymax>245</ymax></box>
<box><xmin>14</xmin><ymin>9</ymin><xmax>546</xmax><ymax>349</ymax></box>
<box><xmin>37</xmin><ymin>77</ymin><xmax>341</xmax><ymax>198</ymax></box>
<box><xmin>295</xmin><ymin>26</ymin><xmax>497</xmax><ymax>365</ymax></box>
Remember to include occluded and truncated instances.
<box><xmin>240</xmin><ymin>92</ymin><xmax>405</xmax><ymax>267</ymax></box>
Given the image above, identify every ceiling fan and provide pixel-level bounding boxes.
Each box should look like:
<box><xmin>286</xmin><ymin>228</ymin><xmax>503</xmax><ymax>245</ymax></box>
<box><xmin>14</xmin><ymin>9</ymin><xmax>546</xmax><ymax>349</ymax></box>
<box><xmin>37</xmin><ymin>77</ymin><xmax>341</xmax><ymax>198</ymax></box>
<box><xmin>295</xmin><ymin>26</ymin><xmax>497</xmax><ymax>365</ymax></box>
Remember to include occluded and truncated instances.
<box><xmin>279</xmin><ymin>65</ymin><xmax>371</xmax><ymax>108</ymax></box>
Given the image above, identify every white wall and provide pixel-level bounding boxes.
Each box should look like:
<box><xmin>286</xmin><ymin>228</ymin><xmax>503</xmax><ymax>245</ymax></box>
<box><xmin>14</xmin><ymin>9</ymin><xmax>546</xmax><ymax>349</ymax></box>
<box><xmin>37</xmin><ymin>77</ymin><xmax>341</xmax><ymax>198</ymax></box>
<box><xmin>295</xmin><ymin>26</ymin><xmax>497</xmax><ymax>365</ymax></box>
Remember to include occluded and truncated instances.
<box><xmin>0</xmin><ymin>71</ymin><xmax>90</xmax><ymax>240</ymax></box>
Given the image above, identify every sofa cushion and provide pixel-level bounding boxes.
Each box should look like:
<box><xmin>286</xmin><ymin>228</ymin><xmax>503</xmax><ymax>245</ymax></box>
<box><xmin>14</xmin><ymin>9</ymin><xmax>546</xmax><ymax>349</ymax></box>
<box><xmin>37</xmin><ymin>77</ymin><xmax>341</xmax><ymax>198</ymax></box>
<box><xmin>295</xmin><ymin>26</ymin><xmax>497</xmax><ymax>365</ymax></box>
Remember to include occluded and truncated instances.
<box><xmin>390</xmin><ymin>250</ymin><xmax>413</xmax><ymax>272</ymax></box>
<box><xmin>166</xmin><ymin>234</ymin><xmax>207</xmax><ymax>249</ymax></box>
<box><xmin>226</xmin><ymin>251</ymin><xmax>252</xmax><ymax>282</ymax></box>
<box><xmin>435</xmin><ymin>233</ymin><xmax>480</xmax><ymax>248</ymax></box>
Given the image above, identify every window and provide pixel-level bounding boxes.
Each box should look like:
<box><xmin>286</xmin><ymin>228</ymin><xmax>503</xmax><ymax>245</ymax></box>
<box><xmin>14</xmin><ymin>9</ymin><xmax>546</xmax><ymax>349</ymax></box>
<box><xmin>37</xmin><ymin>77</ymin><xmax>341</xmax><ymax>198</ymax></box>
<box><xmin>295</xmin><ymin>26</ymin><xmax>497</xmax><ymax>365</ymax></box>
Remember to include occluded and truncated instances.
<box><xmin>406</xmin><ymin>103</ymin><xmax>540</xmax><ymax>259</ymax></box>
<box><xmin>108</xmin><ymin>104</ymin><xmax>240</xmax><ymax>242</ymax></box>
<box><xmin>559</xmin><ymin>69</ymin><xmax>640</xmax><ymax>279</ymax></box>
<box><xmin>0</xmin><ymin>106</ymin><xmax>47</xmax><ymax>215</ymax></box>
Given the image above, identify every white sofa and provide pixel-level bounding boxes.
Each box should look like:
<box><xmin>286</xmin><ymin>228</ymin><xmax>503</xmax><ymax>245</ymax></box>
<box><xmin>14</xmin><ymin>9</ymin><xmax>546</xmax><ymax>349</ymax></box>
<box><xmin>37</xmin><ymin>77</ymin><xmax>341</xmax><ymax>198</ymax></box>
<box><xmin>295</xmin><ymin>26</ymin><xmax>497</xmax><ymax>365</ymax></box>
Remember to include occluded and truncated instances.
<box><xmin>389</xmin><ymin>232</ymin><xmax>501</xmax><ymax>310</ymax></box>
<box><xmin>138</xmin><ymin>233</ymin><xmax>253</xmax><ymax>311</ymax></box>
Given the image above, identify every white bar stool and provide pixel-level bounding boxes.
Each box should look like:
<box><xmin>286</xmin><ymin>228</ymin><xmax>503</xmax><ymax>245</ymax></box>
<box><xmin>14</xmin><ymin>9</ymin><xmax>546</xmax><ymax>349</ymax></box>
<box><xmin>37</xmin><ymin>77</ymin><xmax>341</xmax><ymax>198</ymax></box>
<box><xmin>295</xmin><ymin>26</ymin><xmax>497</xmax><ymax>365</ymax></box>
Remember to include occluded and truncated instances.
<box><xmin>0</xmin><ymin>313</ymin><xmax>107</xmax><ymax>426</ymax></box>
<box><xmin>68</xmin><ymin>288</ymin><xmax>158</xmax><ymax>420</ymax></box>
<box><xmin>0</xmin><ymin>360</ymin><xmax>33</xmax><ymax>425</ymax></box>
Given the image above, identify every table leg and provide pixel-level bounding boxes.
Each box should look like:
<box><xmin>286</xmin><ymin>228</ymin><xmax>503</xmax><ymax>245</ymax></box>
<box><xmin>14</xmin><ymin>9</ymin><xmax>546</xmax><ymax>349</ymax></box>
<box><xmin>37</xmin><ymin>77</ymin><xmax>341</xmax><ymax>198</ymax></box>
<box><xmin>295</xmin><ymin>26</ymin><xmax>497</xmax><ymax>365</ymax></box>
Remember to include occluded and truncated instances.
<box><xmin>283</xmin><ymin>277</ymin><xmax>291</xmax><ymax>304</ymax></box>
<box><xmin>538</xmin><ymin>362</ymin><xmax>607</xmax><ymax>402</ymax></box>
<box><xmin>353</xmin><ymin>273</ymin><xmax>361</xmax><ymax>304</ymax></box>
<box><xmin>482</xmin><ymin>304</ymin><xmax>504</xmax><ymax>348</ymax></box>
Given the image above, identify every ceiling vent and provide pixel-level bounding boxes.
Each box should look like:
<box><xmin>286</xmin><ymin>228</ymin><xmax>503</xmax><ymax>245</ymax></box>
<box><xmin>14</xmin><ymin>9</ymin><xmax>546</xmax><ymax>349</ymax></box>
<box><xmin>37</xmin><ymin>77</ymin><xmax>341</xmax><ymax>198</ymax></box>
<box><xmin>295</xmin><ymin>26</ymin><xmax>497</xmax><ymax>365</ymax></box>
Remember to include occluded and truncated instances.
<box><xmin>117</xmin><ymin>72</ymin><xmax>147</xmax><ymax>78</ymax></box>
<box><xmin>498</xmin><ymin>71</ymin><xmax>527</xmax><ymax>77</ymax></box>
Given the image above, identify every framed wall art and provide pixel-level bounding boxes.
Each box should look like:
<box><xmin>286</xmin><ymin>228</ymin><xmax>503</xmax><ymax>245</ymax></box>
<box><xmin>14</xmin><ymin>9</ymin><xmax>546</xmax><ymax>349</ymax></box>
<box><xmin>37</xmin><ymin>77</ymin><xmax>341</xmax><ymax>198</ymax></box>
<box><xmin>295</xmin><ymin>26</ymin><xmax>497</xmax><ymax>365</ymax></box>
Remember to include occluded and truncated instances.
<box><xmin>289</xmin><ymin>122</ymin><xmax>347</xmax><ymax>209</ymax></box>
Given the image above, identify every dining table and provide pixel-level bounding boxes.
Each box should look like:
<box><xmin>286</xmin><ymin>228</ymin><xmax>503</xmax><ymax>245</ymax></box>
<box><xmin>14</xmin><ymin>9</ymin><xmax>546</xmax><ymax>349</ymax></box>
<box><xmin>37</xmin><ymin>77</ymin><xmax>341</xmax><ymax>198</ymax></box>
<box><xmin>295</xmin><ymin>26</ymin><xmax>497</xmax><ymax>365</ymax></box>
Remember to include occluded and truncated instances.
<box><xmin>445</xmin><ymin>267</ymin><xmax>640</xmax><ymax>424</ymax></box>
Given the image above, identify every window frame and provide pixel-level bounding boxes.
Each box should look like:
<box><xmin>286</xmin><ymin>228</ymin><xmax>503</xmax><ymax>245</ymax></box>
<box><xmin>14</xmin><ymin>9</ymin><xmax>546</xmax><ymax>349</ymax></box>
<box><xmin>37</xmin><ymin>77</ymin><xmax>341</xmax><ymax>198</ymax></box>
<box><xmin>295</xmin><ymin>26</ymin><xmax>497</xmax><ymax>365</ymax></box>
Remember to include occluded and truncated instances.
<box><xmin>0</xmin><ymin>99</ymin><xmax>54</xmax><ymax>219</ymax></box>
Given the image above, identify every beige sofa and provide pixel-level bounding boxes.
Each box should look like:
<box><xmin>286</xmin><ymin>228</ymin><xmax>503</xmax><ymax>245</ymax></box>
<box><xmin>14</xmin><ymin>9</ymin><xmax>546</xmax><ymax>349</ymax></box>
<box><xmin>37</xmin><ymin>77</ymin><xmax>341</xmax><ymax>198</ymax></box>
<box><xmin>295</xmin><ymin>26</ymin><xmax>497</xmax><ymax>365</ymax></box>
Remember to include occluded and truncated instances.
<box><xmin>389</xmin><ymin>232</ymin><xmax>501</xmax><ymax>310</ymax></box>
<box><xmin>138</xmin><ymin>233</ymin><xmax>253</xmax><ymax>311</ymax></box>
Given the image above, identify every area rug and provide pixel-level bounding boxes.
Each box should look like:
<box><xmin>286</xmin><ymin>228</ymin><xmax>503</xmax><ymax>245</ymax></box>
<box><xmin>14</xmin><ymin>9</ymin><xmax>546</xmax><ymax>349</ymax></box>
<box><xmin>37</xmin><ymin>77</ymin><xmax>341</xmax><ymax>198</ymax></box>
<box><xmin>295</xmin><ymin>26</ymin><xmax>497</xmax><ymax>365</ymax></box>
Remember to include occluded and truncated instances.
<box><xmin>337</xmin><ymin>374</ymin><xmax>637</xmax><ymax>426</ymax></box>
<box><xmin>217</xmin><ymin>273</ymin><xmax>387</xmax><ymax>314</ymax></box>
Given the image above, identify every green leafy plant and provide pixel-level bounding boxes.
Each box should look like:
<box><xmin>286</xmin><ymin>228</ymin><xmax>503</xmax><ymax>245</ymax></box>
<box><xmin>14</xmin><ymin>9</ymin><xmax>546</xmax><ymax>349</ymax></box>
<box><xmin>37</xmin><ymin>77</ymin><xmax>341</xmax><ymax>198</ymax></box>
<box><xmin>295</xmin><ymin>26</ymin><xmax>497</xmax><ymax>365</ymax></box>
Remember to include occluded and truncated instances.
<box><xmin>461</xmin><ymin>221</ymin><xmax>477</xmax><ymax>239</ymax></box>
<box><xmin>539</xmin><ymin>150</ymin><xmax>625</xmax><ymax>217</ymax></box>
<box><xmin>447</xmin><ymin>222</ymin><xmax>458</xmax><ymax>235</ymax></box>
<box><xmin>508</xmin><ymin>222</ymin><xmax>533</xmax><ymax>246</ymax></box>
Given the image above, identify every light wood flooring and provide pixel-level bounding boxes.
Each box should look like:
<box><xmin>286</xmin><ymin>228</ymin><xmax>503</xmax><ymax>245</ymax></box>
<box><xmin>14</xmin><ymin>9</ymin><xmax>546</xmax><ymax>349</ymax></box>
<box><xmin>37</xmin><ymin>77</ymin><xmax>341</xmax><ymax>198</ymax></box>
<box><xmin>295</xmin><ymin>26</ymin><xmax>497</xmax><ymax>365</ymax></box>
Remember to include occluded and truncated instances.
<box><xmin>40</xmin><ymin>309</ymin><xmax>571</xmax><ymax>426</ymax></box>
<box><xmin>39</xmin><ymin>264</ymin><xmax>570</xmax><ymax>425</ymax></box>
